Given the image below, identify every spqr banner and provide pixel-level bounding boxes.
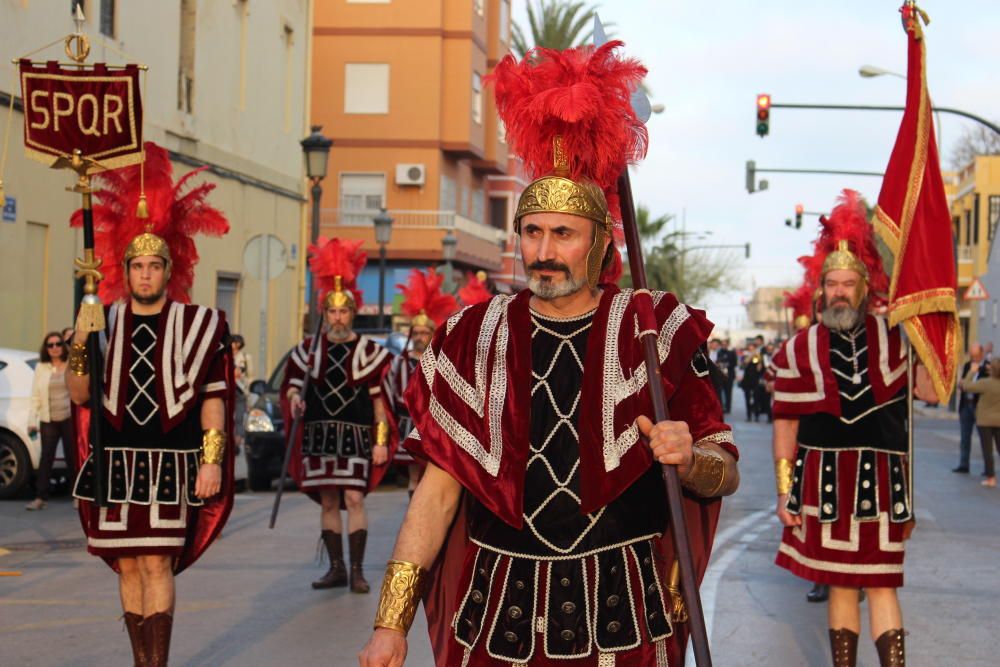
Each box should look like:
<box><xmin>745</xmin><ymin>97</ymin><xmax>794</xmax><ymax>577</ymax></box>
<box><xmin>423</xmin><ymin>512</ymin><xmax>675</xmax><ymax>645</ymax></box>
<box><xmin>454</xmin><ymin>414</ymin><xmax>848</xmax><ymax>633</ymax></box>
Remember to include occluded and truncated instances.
<box><xmin>19</xmin><ymin>60</ymin><xmax>143</xmax><ymax>170</ymax></box>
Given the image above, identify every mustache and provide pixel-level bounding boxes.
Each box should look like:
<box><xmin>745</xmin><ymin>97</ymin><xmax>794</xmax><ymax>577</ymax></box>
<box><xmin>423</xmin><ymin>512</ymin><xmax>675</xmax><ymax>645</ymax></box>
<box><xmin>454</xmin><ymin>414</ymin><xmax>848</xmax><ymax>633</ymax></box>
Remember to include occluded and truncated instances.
<box><xmin>527</xmin><ymin>260</ymin><xmax>571</xmax><ymax>276</ymax></box>
<box><xmin>829</xmin><ymin>297</ymin><xmax>852</xmax><ymax>306</ymax></box>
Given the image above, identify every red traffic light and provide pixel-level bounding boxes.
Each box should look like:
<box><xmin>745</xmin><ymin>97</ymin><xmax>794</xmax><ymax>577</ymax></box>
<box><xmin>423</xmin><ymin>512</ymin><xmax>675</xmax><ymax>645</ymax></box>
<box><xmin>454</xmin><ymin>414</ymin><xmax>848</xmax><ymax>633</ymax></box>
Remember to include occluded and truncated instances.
<box><xmin>756</xmin><ymin>94</ymin><xmax>771</xmax><ymax>110</ymax></box>
<box><xmin>795</xmin><ymin>203</ymin><xmax>804</xmax><ymax>215</ymax></box>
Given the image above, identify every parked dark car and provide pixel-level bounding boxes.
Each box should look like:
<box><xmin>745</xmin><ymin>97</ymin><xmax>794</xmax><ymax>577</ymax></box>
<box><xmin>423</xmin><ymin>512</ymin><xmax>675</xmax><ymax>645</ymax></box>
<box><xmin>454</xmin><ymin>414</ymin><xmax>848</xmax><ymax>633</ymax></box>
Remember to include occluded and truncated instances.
<box><xmin>242</xmin><ymin>332</ymin><xmax>407</xmax><ymax>492</ymax></box>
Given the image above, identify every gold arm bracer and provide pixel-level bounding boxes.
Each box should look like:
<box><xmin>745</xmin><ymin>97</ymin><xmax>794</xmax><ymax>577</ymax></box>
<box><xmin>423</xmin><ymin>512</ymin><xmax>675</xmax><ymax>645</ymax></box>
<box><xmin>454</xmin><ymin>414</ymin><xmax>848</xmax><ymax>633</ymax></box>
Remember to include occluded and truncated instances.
<box><xmin>681</xmin><ymin>444</ymin><xmax>726</xmax><ymax>498</ymax></box>
<box><xmin>374</xmin><ymin>560</ymin><xmax>428</xmax><ymax>635</ymax></box>
<box><xmin>775</xmin><ymin>458</ymin><xmax>794</xmax><ymax>496</ymax></box>
<box><xmin>68</xmin><ymin>342</ymin><xmax>89</xmax><ymax>377</ymax></box>
<box><xmin>375</xmin><ymin>421</ymin><xmax>389</xmax><ymax>447</ymax></box>
<box><xmin>201</xmin><ymin>428</ymin><xmax>226</xmax><ymax>465</ymax></box>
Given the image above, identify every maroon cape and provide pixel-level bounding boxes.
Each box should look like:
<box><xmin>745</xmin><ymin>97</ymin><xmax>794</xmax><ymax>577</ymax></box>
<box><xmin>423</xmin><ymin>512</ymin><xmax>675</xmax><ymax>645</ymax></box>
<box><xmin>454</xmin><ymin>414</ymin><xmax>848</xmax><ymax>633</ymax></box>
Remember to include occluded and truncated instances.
<box><xmin>73</xmin><ymin>342</ymin><xmax>235</xmax><ymax>576</ymax></box>
<box><xmin>404</xmin><ymin>287</ymin><xmax>737</xmax><ymax>665</ymax></box>
<box><xmin>278</xmin><ymin>334</ymin><xmax>397</xmax><ymax>501</ymax></box>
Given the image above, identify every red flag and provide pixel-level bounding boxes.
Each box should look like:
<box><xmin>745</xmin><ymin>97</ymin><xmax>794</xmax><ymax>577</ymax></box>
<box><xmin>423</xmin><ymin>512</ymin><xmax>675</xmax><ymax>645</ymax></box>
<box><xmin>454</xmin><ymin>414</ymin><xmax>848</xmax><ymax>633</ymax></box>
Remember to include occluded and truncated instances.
<box><xmin>873</xmin><ymin>4</ymin><xmax>958</xmax><ymax>403</ymax></box>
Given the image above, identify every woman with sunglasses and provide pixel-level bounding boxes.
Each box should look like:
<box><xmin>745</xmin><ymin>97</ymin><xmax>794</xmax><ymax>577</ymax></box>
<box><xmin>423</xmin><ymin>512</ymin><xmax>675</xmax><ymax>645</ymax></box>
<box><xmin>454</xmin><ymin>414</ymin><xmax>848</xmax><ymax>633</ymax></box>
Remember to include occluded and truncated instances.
<box><xmin>25</xmin><ymin>331</ymin><xmax>76</xmax><ymax>510</ymax></box>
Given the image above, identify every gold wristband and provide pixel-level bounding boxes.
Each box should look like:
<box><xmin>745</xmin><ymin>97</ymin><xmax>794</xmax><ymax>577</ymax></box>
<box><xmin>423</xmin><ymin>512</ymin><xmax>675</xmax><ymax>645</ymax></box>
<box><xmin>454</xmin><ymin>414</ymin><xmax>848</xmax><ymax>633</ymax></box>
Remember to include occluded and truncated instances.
<box><xmin>681</xmin><ymin>445</ymin><xmax>726</xmax><ymax>497</ymax></box>
<box><xmin>667</xmin><ymin>559</ymin><xmax>688</xmax><ymax>624</ymax></box>
<box><xmin>375</xmin><ymin>421</ymin><xmax>389</xmax><ymax>447</ymax></box>
<box><xmin>775</xmin><ymin>458</ymin><xmax>794</xmax><ymax>496</ymax></box>
<box><xmin>374</xmin><ymin>559</ymin><xmax>428</xmax><ymax>635</ymax></box>
<box><xmin>201</xmin><ymin>428</ymin><xmax>226</xmax><ymax>465</ymax></box>
<box><xmin>68</xmin><ymin>342</ymin><xmax>89</xmax><ymax>377</ymax></box>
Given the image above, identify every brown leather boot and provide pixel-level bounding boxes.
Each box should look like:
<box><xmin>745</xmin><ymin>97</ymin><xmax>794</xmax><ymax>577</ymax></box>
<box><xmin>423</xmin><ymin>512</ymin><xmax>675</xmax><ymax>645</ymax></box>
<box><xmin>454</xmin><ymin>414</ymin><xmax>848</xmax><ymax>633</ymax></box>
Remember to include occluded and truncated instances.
<box><xmin>348</xmin><ymin>529</ymin><xmax>370</xmax><ymax>593</ymax></box>
<box><xmin>828</xmin><ymin>628</ymin><xmax>859</xmax><ymax>667</ymax></box>
<box><xmin>875</xmin><ymin>629</ymin><xmax>906</xmax><ymax>667</ymax></box>
<box><xmin>143</xmin><ymin>612</ymin><xmax>173</xmax><ymax>667</ymax></box>
<box><xmin>312</xmin><ymin>530</ymin><xmax>347</xmax><ymax>589</ymax></box>
<box><xmin>123</xmin><ymin>612</ymin><xmax>147</xmax><ymax>667</ymax></box>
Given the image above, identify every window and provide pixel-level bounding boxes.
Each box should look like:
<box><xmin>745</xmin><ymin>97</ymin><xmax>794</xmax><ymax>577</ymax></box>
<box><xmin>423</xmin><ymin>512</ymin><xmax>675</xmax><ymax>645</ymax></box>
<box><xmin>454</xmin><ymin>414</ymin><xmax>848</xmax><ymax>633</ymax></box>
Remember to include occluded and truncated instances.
<box><xmin>489</xmin><ymin>196</ymin><xmax>509</xmax><ymax>231</ymax></box>
<box><xmin>100</xmin><ymin>0</ymin><xmax>115</xmax><ymax>37</ymax></box>
<box><xmin>216</xmin><ymin>273</ymin><xmax>240</xmax><ymax>329</ymax></box>
<box><xmin>990</xmin><ymin>195</ymin><xmax>1000</xmax><ymax>242</ymax></box>
<box><xmin>283</xmin><ymin>24</ymin><xmax>295</xmax><ymax>131</ymax></box>
<box><xmin>965</xmin><ymin>210</ymin><xmax>973</xmax><ymax>245</ymax></box>
<box><xmin>471</xmin><ymin>187</ymin><xmax>484</xmax><ymax>224</ymax></box>
<box><xmin>440</xmin><ymin>173</ymin><xmax>457</xmax><ymax>212</ymax></box>
<box><xmin>500</xmin><ymin>0</ymin><xmax>511</xmax><ymax>45</ymax></box>
<box><xmin>345</xmin><ymin>63</ymin><xmax>389</xmax><ymax>114</ymax></box>
<box><xmin>341</xmin><ymin>174</ymin><xmax>386</xmax><ymax>225</ymax></box>
<box><xmin>472</xmin><ymin>72</ymin><xmax>482</xmax><ymax>124</ymax></box>
<box><xmin>178</xmin><ymin>0</ymin><xmax>197</xmax><ymax>113</ymax></box>
<box><xmin>460</xmin><ymin>184</ymin><xmax>469</xmax><ymax>217</ymax></box>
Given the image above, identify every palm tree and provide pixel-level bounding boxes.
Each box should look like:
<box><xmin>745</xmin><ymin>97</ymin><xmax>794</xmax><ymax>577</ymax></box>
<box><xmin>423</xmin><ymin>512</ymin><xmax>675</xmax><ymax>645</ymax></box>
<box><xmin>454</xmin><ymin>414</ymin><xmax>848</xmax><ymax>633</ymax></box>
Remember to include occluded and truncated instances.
<box><xmin>512</xmin><ymin>0</ymin><xmax>611</xmax><ymax>58</ymax></box>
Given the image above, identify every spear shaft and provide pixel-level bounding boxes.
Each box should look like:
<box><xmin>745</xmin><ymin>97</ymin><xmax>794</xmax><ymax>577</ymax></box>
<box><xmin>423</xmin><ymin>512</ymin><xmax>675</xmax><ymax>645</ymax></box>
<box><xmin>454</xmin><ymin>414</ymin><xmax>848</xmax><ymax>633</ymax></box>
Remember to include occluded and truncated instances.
<box><xmin>617</xmin><ymin>168</ymin><xmax>713</xmax><ymax>666</ymax></box>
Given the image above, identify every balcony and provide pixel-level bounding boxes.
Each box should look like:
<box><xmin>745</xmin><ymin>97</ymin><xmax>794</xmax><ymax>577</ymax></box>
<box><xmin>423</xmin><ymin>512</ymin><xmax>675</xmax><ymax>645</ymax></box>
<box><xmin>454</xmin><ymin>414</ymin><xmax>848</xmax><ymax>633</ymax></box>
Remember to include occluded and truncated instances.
<box><xmin>325</xmin><ymin>208</ymin><xmax>505</xmax><ymax>245</ymax></box>
<box><xmin>319</xmin><ymin>208</ymin><xmax>507</xmax><ymax>270</ymax></box>
<box><xmin>957</xmin><ymin>245</ymin><xmax>975</xmax><ymax>263</ymax></box>
<box><xmin>957</xmin><ymin>244</ymin><xmax>974</xmax><ymax>286</ymax></box>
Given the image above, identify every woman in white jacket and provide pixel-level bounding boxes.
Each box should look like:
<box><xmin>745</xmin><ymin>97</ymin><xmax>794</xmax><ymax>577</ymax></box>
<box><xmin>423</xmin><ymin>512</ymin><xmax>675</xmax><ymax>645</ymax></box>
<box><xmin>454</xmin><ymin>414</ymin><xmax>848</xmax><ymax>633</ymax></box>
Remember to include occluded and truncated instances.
<box><xmin>25</xmin><ymin>332</ymin><xmax>76</xmax><ymax>510</ymax></box>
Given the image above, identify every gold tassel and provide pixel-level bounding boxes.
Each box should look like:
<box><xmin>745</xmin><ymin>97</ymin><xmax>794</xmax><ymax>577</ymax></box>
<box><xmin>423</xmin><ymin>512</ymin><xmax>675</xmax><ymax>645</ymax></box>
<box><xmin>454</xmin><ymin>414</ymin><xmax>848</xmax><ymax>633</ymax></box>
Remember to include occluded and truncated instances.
<box><xmin>136</xmin><ymin>193</ymin><xmax>148</xmax><ymax>219</ymax></box>
<box><xmin>75</xmin><ymin>295</ymin><xmax>106</xmax><ymax>334</ymax></box>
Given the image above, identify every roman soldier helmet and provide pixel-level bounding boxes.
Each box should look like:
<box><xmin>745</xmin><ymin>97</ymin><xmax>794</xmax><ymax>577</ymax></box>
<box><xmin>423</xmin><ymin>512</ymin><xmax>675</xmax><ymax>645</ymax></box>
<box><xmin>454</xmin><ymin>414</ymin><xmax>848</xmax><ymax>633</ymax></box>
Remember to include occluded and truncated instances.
<box><xmin>70</xmin><ymin>142</ymin><xmax>229</xmax><ymax>303</ymax></box>
<box><xmin>488</xmin><ymin>41</ymin><xmax>648</xmax><ymax>288</ymax></box>
<box><xmin>398</xmin><ymin>267</ymin><xmax>458</xmax><ymax>331</ymax></box>
<box><xmin>458</xmin><ymin>270</ymin><xmax>492</xmax><ymax>306</ymax></box>
<box><xmin>309</xmin><ymin>237</ymin><xmax>366</xmax><ymax>311</ymax></box>
<box><xmin>799</xmin><ymin>189</ymin><xmax>889</xmax><ymax>312</ymax></box>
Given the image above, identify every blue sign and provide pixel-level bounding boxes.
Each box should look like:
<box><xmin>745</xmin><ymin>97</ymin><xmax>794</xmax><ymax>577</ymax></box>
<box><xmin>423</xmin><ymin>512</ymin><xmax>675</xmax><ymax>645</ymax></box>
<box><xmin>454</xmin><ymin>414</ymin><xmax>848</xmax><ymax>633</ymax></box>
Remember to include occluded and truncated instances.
<box><xmin>2</xmin><ymin>196</ymin><xmax>14</xmax><ymax>223</ymax></box>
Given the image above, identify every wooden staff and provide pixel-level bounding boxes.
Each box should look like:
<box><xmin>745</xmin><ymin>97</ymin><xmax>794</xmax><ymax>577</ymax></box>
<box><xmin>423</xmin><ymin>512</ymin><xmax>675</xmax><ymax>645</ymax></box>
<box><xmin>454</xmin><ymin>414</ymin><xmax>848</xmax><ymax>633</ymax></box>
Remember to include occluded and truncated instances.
<box><xmin>618</xmin><ymin>168</ymin><xmax>714</xmax><ymax>666</ymax></box>
<box><xmin>269</xmin><ymin>315</ymin><xmax>325</xmax><ymax>529</ymax></box>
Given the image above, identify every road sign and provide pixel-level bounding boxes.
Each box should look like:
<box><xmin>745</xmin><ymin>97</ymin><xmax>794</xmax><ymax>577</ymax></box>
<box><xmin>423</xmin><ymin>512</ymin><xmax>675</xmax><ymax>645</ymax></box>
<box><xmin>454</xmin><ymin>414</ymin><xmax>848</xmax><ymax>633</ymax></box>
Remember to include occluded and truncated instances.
<box><xmin>964</xmin><ymin>277</ymin><xmax>990</xmax><ymax>301</ymax></box>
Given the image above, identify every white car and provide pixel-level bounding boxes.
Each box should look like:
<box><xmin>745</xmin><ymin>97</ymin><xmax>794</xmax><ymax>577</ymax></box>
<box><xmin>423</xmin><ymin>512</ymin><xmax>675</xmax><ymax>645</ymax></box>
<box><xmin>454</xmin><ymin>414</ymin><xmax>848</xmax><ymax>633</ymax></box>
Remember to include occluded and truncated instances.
<box><xmin>0</xmin><ymin>348</ymin><xmax>49</xmax><ymax>498</ymax></box>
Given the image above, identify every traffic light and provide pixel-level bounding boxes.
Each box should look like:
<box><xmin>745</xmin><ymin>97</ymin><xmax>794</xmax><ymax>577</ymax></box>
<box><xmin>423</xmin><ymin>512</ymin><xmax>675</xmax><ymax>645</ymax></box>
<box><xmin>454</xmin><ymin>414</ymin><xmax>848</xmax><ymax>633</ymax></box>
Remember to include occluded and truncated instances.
<box><xmin>756</xmin><ymin>94</ymin><xmax>771</xmax><ymax>137</ymax></box>
<box><xmin>795</xmin><ymin>203</ymin><xmax>804</xmax><ymax>229</ymax></box>
<box><xmin>746</xmin><ymin>160</ymin><xmax>756</xmax><ymax>193</ymax></box>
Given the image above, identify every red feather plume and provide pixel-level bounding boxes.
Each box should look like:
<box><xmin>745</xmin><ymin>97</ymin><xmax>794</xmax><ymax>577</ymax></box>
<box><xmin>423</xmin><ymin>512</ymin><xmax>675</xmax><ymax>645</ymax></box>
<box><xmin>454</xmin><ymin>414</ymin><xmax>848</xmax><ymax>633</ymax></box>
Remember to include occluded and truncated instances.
<box><xmin>457</xmin><ymin>271</ymin><xmax>492</xmax><ymax>306</ymax></box>
<box><xmin>308</xmin><ymin>237</ymin><xmax>367</xmax><ymax>308</ymax></box>
<box><xmin>397</xmin><ymin>268</ymin><xmax>458</xmax><ymax>327</ymax></box>
<box><xmin>488</xmin><ymin>40</ymin><xmax>648</xmax><ymax>285</ymax></box>
<box><xmin>70</xmin><ymin>142</ymin><xmax>229</xmax><ymax>304</ymax></box>
<box><xmin>800</xmin><ymin>189</ymin><xmax>889</xmax><ymax>310</ymax></box>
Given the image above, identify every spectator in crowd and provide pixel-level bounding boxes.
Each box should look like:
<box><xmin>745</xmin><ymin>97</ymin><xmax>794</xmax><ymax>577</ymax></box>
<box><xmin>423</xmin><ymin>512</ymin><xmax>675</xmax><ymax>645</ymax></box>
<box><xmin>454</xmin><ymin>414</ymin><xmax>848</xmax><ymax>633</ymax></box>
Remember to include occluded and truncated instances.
<box><xmin>718</xmin><ymin>339</ymin><xmax>738</xmax><ymax>414</ymax></box>
<box><xmin>61</xmin><ymin>327</ymin><xmax>75</xmax><ymax>346</ymax></box>
<box><xmin>740</xmin><ymin>341</ymin><xmax>766</xmax><ymax>422</ymax></box>
<box><xmin>231</xmin><ymin>335</ymin><xmax>252</xmax><ymax>445</ymax></box>
<box><xmin>960</xmin><ymin>357</ymin><xmax>1000</xmax><ymax>487</ymax></box>
<box><xmin>25</xmin><ymin>331</ymin><xmax>76</xmax><ymax>510</ymax></box>
<box><xmin>955</xmin><ymin>343</ymin><xmax>988</xmax><ymax>474</ymax></box>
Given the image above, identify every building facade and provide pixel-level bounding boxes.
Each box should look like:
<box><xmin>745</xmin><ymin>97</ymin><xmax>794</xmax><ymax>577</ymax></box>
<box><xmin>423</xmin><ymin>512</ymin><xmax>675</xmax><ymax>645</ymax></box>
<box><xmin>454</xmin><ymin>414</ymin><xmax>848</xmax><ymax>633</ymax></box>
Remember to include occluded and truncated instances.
<box><xmin>0</xmin><ymin>0</ymin><xmax>311</xmax><ymax>377</ymax></box>
<box><xmin>745</xmin><ymin>286</ymin><xmax>796</xmax><ymax>337</ymax></box>
<box><xmin>954</xmin><ymin>155</ymin><xmax>1000</xmax><ymax>354</ymax></box>
<box><xmin>310</xmin><ymin>0</ymin><xmax>517</xmax><ymax>322</ymax></box>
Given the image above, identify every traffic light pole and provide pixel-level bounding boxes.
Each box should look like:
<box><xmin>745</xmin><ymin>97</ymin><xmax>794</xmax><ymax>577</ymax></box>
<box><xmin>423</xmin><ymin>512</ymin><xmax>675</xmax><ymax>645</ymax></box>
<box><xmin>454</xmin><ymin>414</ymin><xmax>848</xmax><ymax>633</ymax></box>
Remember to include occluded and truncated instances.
<box><xmin>770</xmin><ymin>102</ymin><xmax>1000</xmax><ymax>137</ymax></box>
<box><xmin>757</xmin><ymin>167</ymin><xmax>884</xmax><ymax>177</ymax></box>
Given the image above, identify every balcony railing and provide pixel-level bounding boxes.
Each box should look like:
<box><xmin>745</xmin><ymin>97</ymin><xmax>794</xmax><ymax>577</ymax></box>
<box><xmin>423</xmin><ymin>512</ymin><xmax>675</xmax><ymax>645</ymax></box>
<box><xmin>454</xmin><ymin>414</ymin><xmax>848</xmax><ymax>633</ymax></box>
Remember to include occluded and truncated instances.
<box><xmin>321</xmin><ymin>208</ymin><xmax>506</xmax><ymax>245</ymax></box>
<box><xmin>957</xmin><ymin>245</ymin><xmax>974</xmax><ymax>263</ymax></box>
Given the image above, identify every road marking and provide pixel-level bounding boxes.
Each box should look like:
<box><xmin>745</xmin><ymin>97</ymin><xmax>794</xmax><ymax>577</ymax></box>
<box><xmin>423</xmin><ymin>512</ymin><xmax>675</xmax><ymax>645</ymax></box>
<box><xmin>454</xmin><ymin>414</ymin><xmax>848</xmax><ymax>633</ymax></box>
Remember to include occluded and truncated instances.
<box><xmin>685</xmin><ymin>510</ymin><xmax>772</xmax><ymax>665</ymax></box>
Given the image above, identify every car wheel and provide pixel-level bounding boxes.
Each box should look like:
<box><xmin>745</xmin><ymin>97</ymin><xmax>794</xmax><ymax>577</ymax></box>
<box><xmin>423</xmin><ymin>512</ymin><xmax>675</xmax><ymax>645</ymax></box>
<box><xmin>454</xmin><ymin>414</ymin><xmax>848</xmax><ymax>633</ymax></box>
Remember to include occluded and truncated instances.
<box><xmin>0</xmin><ymin>432</ymin><xmax>30</xmax><ymax>500</ymax></box>
<box><xmin>246</xmin><ymin>455</ymin><xmax>272</xmax><ymax>492</ymax></box>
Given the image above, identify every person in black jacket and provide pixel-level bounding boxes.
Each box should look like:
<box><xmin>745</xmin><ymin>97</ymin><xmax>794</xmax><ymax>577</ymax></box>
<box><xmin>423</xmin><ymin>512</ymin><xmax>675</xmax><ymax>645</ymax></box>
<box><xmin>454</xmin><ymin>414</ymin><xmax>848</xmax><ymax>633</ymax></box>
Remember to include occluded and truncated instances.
<box><xmin>955</xmin><ymin>343</ymin><xmax>989</xmax><ymax>473</ymax></box>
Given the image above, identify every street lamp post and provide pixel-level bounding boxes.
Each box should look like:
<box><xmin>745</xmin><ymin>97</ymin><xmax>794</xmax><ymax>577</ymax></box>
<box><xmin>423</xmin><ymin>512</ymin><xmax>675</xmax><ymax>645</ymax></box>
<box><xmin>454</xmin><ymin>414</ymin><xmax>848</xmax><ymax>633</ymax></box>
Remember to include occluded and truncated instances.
<box><xmin>441</xmin><ymin>230</ymin><xmax>458</xmax><ymax>293</ymax></box>
<box><xmin>300</xmin><ymin>125</ymin><xmax>332</xmax><ymax>331</ymax></box>
<box><xmin>859</xmin><ymin>64</ymin><xmax>943</xmax><ymax>149</ymax></box>
<box><xmin>373</xmin><ymin>208</ymin><xmax>394</xmax><ymax>330</ymax></box>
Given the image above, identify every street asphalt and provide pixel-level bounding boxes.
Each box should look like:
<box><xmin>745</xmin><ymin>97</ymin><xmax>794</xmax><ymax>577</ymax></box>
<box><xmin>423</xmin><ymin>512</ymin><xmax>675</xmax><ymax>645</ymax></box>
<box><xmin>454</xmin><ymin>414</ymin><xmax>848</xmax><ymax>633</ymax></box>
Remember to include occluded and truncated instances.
<box><xmin>1</xmin><ymin>400</ymin><xmax>995</xmax><ymax>666</ymax></box>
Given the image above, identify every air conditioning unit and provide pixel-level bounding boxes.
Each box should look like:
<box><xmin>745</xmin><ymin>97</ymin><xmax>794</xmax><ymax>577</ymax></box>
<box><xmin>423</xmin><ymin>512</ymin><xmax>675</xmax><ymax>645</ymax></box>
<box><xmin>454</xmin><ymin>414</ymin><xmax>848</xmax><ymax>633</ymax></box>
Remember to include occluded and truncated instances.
<box><xmin>395</xmin><ymin>163</ymin><xmax>426</xmax><ymax>186</ymax></box>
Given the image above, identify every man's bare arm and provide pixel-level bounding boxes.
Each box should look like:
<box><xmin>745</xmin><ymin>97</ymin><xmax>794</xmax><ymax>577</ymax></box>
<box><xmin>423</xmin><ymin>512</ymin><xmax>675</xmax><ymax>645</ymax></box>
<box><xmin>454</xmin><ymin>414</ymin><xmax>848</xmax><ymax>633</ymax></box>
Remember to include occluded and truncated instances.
<box><xmin>772</xmin><ymin>418</ymin><xmax>801</xmax><ymax>527</ymax></box>
<box><xmin>390</xmin><ymin>461</ymin><xmax>463</xmax><ymax>567</ymax></box>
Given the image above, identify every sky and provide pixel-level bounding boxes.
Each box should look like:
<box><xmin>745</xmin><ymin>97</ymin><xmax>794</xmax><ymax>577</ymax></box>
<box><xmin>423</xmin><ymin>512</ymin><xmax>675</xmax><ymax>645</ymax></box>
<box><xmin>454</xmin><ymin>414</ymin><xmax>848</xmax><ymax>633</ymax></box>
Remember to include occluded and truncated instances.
<box><xmin>511</xmin><ymin>0</ymin><xmax>1000</xmax><ymax>332</ymax></box>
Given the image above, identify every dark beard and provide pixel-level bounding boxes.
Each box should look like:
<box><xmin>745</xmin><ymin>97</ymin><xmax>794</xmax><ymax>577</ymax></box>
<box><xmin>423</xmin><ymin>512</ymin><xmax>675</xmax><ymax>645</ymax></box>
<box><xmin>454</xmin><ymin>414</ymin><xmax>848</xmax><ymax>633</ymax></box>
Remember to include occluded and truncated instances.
<box><xmin>132</xmin><ymin>289</ymin><xmax>166</xmax><ymax>305</ymax></box>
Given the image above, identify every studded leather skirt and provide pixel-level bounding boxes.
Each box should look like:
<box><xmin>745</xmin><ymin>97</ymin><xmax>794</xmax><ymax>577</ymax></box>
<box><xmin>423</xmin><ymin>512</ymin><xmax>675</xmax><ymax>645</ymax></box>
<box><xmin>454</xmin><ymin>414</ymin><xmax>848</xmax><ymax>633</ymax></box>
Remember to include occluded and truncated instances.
<box><xmin>776</xmin><ymin>446</ymin><xmax>909</xmax><ymax>588</ymax></box>
<box><xmin>450</xmin><ymin>539</ymin><xmax>674</xmax><ymax>666</ymax></box>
